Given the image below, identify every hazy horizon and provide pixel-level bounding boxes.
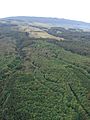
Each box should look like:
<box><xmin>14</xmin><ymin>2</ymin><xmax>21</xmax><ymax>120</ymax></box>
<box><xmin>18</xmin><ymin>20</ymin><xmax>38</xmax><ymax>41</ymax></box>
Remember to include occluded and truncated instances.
<box><xmin>0</xmin><ymin>0</ymin><xmax>90</xmax><ymax>23</ymax></box>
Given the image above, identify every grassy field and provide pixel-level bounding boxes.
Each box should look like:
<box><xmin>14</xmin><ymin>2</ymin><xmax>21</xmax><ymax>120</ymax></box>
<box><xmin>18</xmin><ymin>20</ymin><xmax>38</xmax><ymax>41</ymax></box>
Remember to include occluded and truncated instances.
<box><xmin>18</xmin><ymin>25</ymin><xmax>63</xmax><ymax>40</ymax></box>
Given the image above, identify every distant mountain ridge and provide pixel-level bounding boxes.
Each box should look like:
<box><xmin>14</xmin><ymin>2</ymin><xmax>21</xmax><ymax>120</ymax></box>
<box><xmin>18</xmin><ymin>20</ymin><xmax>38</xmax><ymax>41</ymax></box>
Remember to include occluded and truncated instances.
<box><xmin>2</xmin><ymin>16</ymin><xmax>90</xmax><ymax>30</ymax></box>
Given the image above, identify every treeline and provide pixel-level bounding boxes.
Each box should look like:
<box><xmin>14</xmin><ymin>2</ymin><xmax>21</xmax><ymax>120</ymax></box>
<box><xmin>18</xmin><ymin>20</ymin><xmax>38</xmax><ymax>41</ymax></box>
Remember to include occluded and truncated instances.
<box><xmin>47</xmin><ymin>27</ymin><xmax>90</xmax><ymax>56</ymax></box>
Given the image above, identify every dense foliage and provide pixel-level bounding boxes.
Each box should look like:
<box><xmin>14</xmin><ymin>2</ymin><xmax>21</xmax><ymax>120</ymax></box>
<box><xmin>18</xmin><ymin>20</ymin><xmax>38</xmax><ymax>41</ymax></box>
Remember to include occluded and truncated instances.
<box><xmin>0</xmin><ymin>21</ymin><xmax>90</xmax><ymax>120</ymax></box>
<box><xmin>48</xmin><ymin>27</ymin><xmax>90</xmax><ymax>56</ymax></box>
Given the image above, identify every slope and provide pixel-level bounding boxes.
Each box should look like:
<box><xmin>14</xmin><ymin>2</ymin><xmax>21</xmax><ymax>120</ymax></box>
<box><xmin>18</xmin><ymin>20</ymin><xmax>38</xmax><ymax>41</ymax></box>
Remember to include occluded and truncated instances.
<box><xmin>0</xmin><ymin>19</ymin><xmax>90</xmax><ymax>120</ymax></box>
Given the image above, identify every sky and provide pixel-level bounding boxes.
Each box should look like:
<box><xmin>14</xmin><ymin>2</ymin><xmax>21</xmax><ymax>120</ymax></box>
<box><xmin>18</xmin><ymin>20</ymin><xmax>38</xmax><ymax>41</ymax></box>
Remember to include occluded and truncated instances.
<box><xmin>0</xmin><ymin>0</ymin><xmax>90</xmax><ymax>23</ymax></box>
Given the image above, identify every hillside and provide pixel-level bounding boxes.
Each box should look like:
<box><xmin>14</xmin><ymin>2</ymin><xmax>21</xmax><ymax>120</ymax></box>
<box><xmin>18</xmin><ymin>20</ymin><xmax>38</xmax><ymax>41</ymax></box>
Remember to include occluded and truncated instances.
<box><xmin>0</xmin><ymin>17</ymin><xmax>90</xmax><ymax>120</ymax></box>
<box><xmin>3</xmin><ymin>16</ymin><xmax>90</xmax><ymax>30</ymax></box>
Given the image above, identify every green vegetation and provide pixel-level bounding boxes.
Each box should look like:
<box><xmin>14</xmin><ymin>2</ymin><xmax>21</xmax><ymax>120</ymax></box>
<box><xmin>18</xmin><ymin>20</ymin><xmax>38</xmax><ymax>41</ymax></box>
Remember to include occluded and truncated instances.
<box><xmin>48</xmin><ymin>27</ymin><xmax>90</xmax><ymax>56</ymax></box>
<box><xmin>0</xmin><ymin>20</ymin><xmax>90</xmax><ymax>120</ymax></box>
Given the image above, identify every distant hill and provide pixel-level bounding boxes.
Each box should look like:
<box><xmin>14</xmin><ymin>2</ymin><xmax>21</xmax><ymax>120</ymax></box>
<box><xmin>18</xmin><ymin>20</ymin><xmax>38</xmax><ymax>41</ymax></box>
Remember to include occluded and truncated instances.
<box><xmin>3</xmin><ymin>16</ymin><xmax>90</xmax><ymax>30</ymax></box>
